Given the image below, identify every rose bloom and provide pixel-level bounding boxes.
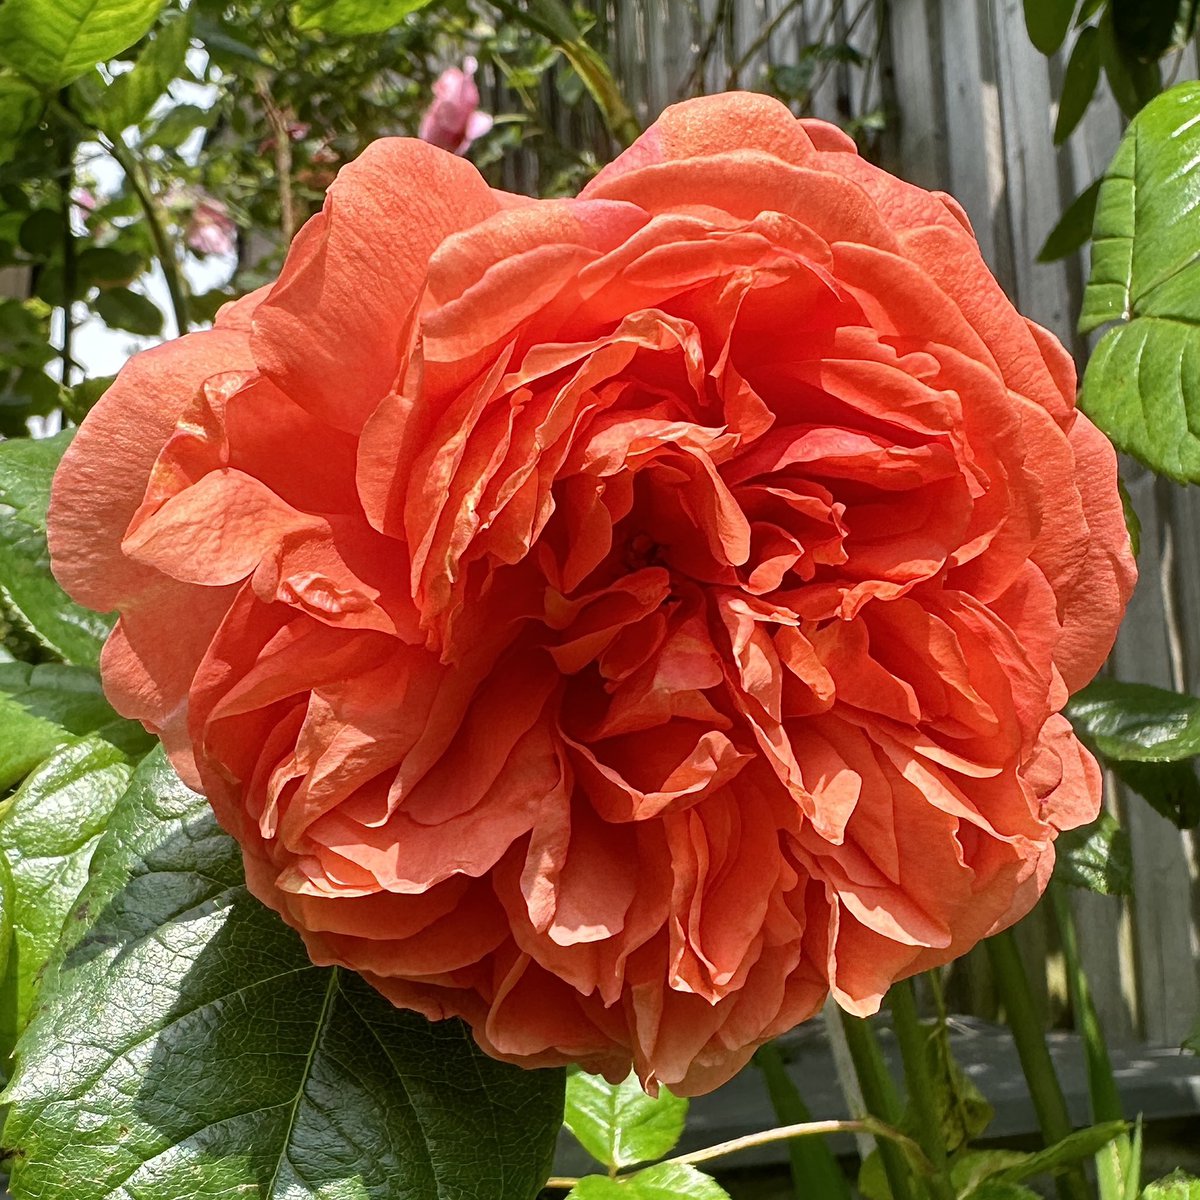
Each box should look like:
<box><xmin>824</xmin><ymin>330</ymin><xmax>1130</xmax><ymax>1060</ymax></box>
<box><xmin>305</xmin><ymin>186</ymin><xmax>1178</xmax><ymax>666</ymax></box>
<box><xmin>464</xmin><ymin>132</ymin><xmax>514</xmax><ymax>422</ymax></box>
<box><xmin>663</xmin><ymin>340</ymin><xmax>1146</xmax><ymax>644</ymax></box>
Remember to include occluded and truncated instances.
<box><xmin>418</xmin><ymin>55</ymin><xmax>494</xmax><ymax>155</ymax></box>
<box><xmin>49</xmin><ymin>94</ymin><xmax>1135</xmax><ymax>1095</ymax></box>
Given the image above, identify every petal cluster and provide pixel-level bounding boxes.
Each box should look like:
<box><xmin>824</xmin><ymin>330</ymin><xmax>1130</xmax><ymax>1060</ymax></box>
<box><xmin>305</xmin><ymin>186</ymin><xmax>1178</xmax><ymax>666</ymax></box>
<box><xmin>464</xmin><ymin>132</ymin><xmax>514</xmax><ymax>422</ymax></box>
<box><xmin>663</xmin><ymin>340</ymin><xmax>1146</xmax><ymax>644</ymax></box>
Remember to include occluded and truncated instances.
<box><xmin>48</xmin><ymin>93</ymin><xmax>1135</xmax><ymax>1095</ymax></box>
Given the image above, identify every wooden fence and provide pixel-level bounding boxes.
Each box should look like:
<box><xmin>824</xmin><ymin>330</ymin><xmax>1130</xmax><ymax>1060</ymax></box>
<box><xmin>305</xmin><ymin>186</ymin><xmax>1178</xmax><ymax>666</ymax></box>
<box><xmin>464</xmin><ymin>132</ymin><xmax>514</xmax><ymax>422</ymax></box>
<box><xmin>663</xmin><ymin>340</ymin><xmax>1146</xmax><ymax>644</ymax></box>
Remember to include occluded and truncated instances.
<box><xmin>485</xmin><ymin>0</ymin><xmax>1200</xmax><ymax>1050</ymax></box>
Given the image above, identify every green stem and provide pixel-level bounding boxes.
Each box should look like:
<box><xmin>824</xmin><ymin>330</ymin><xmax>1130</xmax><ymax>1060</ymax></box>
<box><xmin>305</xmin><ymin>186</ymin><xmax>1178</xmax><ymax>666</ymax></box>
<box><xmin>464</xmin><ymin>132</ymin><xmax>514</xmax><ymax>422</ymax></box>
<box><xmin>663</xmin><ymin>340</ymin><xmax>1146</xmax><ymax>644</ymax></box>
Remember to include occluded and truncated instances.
<box><xmin>1051</xmin><ymin>884</ymin><xmax>1131</xmax><ymax>1199</ymax></box>
<box><xmin>839</xmin><ymin>1010</ymin><xmax>923</xmax><ymax>1200</ymax></box>
<box><xmin>986</xmin><ymin>930</ymin><xmax>1090</xmax><ymax>1200</ymax></box>
<box><xmin>889</xmin><ymin>981</ymin><xmax>956</xmax><ymax>1200</ymax></box>
<box><xmin>107</xmin><ymin>137</ymin><xmax>189</xmax><ymax>335</ymax></box>
<box><xmin>57</xmin><ymin>89</ymin><xmax>77</xmax><ymax>388</ymax></box>
<box><xmin>755</xmin><ymin>1041</ymin><xmax>851</xmax><ymax>1200</ymax></box>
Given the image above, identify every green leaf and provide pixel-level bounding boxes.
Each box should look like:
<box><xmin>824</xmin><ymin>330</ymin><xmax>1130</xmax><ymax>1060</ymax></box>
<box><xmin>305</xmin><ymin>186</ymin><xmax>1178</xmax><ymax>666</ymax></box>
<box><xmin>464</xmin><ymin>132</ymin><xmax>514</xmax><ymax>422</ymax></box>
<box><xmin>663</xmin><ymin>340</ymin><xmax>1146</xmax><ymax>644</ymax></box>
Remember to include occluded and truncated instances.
<box><xmin>993</xmin><ymin>1122</ymin><xmax>1127</xmax><ymax>1183</ymax></box>
<box><xmin>565</xmin><ymin>1069</ymin><xmax>688</xmax><ymax>1171</ymax></box>
<box><xmin>1099</xmin><ymin>7</ymin><xmax>1163</xmax><ymax>117</ymax></box>
<box><xmin>289</xmin><ymin>0</ymin><xmax>436</xmax><ymax>35</ymax></box>
<box><xmin>1112</xmin><ymin>0</ymin><xmax>1184</xmax><ymax>61</ymax></box>
<box><xmin>1119</xmin><ymin>476</ymin><xmax>1140</xmax><ymax>557</ymax></box>
<box><xmin>0</xmin><ymin>76</ymin><xmax>42</xmax><ymax>166</ymax></box>
<box><xmin>1054</xmin><ymin>811</ymin><xmax>1133</xmax><ymax>895</ymax></box>
<box><xmin>1143</xmin><ymin>1173</ymin><xmax>1200</xmax><ymax>1199</ymax></box>
<box><xmin>0</xmin><ymin>736</ymin><xmax>132</xmax><ymax>1057</ymax></box>
<box><xmin>0</xmin><ymin>660</ymin><xmax>151</xmax><ymax>790</ymax></box>
<box><xmin>1040</xmin><ymin>179</ymin><xmax>1102</xmax><ymax>263</ymax></box>
<box><xmin>17</xmin><ymin>208</ymin><xmax>62</xmax><ymax>258</ymax></box>
<box><xmin>1078</xmin><ymin>93</ymin><xmax>1200</xmax><ymax>481</ymax></box>
<box><xmin>1109</xmin><ymin>757</ymin><xmax>1200</xmax><ymax>828</ymax></box>
<box><xmin>142</xmin><ymin>99</ymin><xmax>211</xmax><ymax>148</ymax></box>
<box><xmin>964</xmin><ymin>1186</ymin><xmax>1042</xmax><ymax>1200</ymax></box>
<box><xmin>1066</xmin><ymin>679</ymin><xmax>1200</xmax><ymax>761</ymax></box>
<box><xmin>91</xmin><ymin>8</ymin><xmax>192</xmax><ymax>132</ymax></box>
<box><xmin>1024</xmin><ymin>0</ymin><xmax>1078</xmax><ymax>54</ymax></box>
<box><xmin>0</xmin><ymin>431</ymin><xmax>113</xmax><ymax>668</ymax></box>
<box><xmin>0</xmin><ymin>0</ymin><xmax>166</xmax><ymax>87</ymax></box>
<box><xmin>93</xmin><ymin>284</ymin><xmax>163</xmax><ymax>335</ymax></box>
<box><xmin>75</xmin><ymin>245</ymin><xmax>142</xmax><ymax>287</ymax></box>
<box><xmin>569</xmin><ymin>1164</ymin><xmax>732</xmax><ymax>1199</ymax></box>
<box><xmin>1056</xmin><ymin>26</ymin><xmax>1102</xmax><ymax>142</ymax></box>
<box><xmin>1</xmin><ymin>748</ymin><xmax>566</xmax><ymax>1199</ymax></box>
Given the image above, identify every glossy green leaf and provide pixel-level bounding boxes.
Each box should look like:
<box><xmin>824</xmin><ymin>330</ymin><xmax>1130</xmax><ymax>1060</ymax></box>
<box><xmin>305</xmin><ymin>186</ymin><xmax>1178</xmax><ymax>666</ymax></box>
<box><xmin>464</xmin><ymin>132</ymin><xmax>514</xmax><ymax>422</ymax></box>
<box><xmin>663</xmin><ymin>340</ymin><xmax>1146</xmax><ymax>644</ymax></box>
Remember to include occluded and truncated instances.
<box><xmin>1066</xmin><ymin>679</ymin><xmax>1200</xmax><ymax>761</ymax></box>
<box><xmin>0</xmin><ymin>431</ymin><xmax>113</xmax><ymax>668</ymax></box>
<box><xmin>565</xmin><ymin>1069</ymin><xmax>688</xmax><ymax>1170</ymax></box>
<box><xmin>1</xmin><ymin>748</ymin><xmax>566</xmax><ymax>1200</ymax></box>
<box><xmin>90</xmin><ymin>8</ymin><xmax>192</xmax><ymax>132</ymax></box>
<box><xmin>290</xmin><ymin>0</ymin><xmax>436</xmax><ymax>35</ymax></box>
<box><xmin>93</xmin><ymin>284</ymin><xmax>163</xmax><ymax>335</ymax></box>
<box><xmin>0</xmin><ymin>737</ymin><xmax>132</xmax><ymax>1058</ymax></box>
<box><xmin>0</xmin><ymin>660</ymin><xmax>150</xmax><ymax>790</ymax></box>
<box><xmin>1056</xmin><ymin>27</ymin><xmax>1102</xmax><ymax>142</ymax></box>
<box><xmin>1024</xmin><ymin>0</ymin><xmax>1077</xmax><ymax>54</ymax></box>
<box><xmin>1142</xmin><ymin>1172</ymin><xmax>1200</xmax><ymax>1199</ymax></box>
<box><xmin>0</xmin><ymin>0</ymin><xmax>166</xmax><ymax>87</ymax></box>
<box><xmin>569</xmin><ymin>1164</ymin><xmax>732</xmax><ymax>1199</ymax></box>
<box><xmin>1078</xmin><ymin>86</ymin><xmax>1200</xmax><ymax>480</ymax></box>
<box><xmin>1054</xmin><ymin>812</ymin><xmax>1133</xmax><ymax>895</ymax></box>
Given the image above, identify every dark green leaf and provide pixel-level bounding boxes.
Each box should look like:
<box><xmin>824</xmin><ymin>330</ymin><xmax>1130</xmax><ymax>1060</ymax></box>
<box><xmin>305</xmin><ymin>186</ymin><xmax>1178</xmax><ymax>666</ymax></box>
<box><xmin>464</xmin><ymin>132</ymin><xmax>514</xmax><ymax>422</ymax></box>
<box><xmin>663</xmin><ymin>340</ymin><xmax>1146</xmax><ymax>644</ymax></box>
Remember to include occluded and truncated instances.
<box><xmin>17</xmin><ymin>209</ymin><xmax>62</xmax><ymax>258</ymax></box>
<box><xmin>1143</xmin><ymin>1173</ymin><xmax>1200</xmax><ymax>1199</ymax></box>
<box><xmin>1</xmin><ymin>748</ymin><xmax>566</xmax><ymax>1199</ymax></box>
<box><xmin>0</xmin><ymin>0</ymin><xmax>166</xmax><ymax>87</ymax></box>
<box><xmin>93</xmin><ymin>8</ymin><xmax>192</xmax><ymax>132</ymax></box>
<box><xmin>569</xmin><ymin>1164</ymin><xmax>732</xmax><ymax>1199</ymax></box>
<box><xmin>289</xmin><ymin>0</ymin><xmax>436</xmax><ymax>35</ymax></box>
<box><xmin>0</xmin><ymin>76</ymin><xmax>42</xmax><ymax>167</ymax></box>
<box><xmin>1066</xmin><ymin>679</ymin><xmax>1200</xmax><ymax>761</ymax></box>
<box><xmin>1112</xmin><ymin>0</ymin><xmax>1184</xmax><ymax>61</ymax></box>
<box><xmin>93</xmin><ymin>285</ymin><xmax>163</xmax><ymax>335</ymax></box>
<box><xmin>1024</xmin><ymin>0</ymin><xmax>1077</xmax><ymax>54</ymax></box>
<box><xmin>1108</xmin><ymin>757</ymin><xmax>1200</xmax><ymax>828</ymax></box>
<box><xmin>1099</xmin><ymin>8</ymin><xmax>1162</xmax><ymax>117</ymax></box>
<box><xmin>1077</xmin><ymin>0</ymin><xmax>1109</xmax><ymax>21</ymax></box>
<box><xmin>75</xmin><ymin>245</ymin><xmax>142</xmax><ymax>287</ymax></box>
<box><xmin>1055</xmin><ymin>26</ymin><xmax>1101</xmax><ymax>143</ymax></box>
<box><xmin>565</xmin><ymin>1069</ymin><xmax>687</xmax><ymax>1171</ymax></box>
<box><xmin>1039</xmin><ymin>178</ymin><xmax>1101</xmax><ymax>262</ymax></box>
<box><xmin>1054</xmin><ymin>812</ymin><xmax>1133</xmax><ymax>894</ymax></box>
<box><xmin>0</xmin><ymin>660</ymin><xmax>150</xmax><ymax>790</ymax></box>
<box><xmin>62</xmin><ymin>373</ymin><xmax>115</xmax><ymax>422</ymax></box>
<box><xmin>0</xmin><ymin>430</ymin><xmax>113</xmax><ymax>667</ymax></box>
<box><xmin>0</xmin><ymin>737</ymin><xmax>132</xmax><ymax>1057</ymax></box>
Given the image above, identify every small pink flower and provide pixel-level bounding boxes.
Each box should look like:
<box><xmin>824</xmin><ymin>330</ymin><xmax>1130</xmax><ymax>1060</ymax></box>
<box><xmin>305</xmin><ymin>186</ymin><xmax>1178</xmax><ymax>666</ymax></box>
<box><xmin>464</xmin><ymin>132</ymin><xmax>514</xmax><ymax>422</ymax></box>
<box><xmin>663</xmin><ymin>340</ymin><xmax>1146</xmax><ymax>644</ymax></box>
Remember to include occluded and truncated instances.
<box><xmin>185</xmin><ymin>197</ymin><xmax>236</xmax><ymax>257</ymax></box>
<box><xmin>419</xmin><ymin>56</ymin><xmax>494</xmax><ymax>155</ymax></box>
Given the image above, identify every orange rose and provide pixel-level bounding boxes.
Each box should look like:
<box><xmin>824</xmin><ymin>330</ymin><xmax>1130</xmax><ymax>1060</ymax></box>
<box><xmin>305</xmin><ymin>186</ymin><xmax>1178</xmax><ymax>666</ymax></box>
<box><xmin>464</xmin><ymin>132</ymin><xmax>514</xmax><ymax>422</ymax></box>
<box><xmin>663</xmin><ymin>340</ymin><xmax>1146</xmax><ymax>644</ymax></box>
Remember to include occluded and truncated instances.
<box><xmin>49</xmin><ymin>94</ymin><xmax>1135</xmax><ymax>1095</ymax></box>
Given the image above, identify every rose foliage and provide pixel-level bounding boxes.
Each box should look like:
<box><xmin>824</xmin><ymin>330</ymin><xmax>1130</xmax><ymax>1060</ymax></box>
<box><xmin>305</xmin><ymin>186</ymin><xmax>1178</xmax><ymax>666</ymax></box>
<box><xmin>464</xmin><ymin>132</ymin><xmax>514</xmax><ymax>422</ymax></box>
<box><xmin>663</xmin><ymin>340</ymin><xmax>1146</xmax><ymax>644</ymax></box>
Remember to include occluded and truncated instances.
<box><xmin>48</xmin><ymin>93</ymin><xmax>1135</xmax><ymax>1095</ymax></box>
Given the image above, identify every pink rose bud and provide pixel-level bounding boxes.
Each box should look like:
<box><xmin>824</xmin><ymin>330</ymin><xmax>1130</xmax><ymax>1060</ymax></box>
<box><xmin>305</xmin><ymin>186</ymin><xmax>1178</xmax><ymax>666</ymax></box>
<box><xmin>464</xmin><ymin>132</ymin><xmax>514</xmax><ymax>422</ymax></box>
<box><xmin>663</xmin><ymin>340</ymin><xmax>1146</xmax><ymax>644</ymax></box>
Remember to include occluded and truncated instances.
<box><xmin>419</xmin><ymin>56</ymin><xmax>494</xmax><ymax>155</ymax></box>
<box><xmin>185</xmin><ymin>197</ymin><xmax>236</xmax><ymax>257</ymax></box>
